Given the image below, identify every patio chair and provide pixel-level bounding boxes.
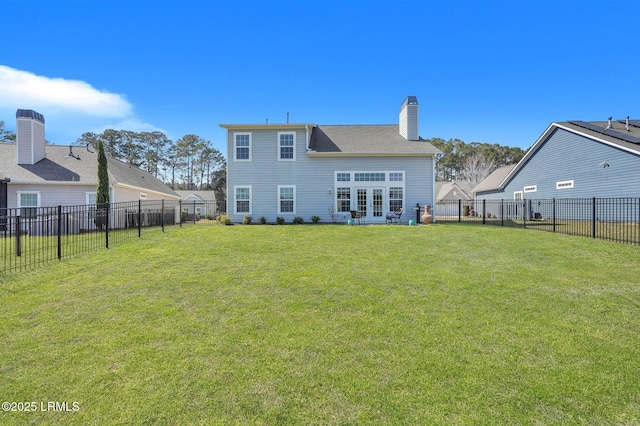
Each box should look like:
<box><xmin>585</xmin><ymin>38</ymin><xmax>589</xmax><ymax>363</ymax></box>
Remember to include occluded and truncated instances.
<box><xmin>385</xmin><ymin>208</ymin><xmax>403</xmax><ymax>224</ymax></box>
<box><xmin>350</xmin><ymin>210</ymin><xmax>364</xmax><ymax>225</ymax></box>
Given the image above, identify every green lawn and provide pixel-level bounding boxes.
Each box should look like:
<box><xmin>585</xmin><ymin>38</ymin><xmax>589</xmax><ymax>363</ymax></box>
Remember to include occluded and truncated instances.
<box><xmin>1</xmin><ymin>224</ymin><xmax>639</xmax><ymax>425</ymax></box>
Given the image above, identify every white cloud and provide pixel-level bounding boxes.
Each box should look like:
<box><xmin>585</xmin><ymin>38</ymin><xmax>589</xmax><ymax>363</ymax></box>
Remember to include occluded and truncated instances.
<box><xmin>0</xmin><ymin>65</ymin><xmax>132</xmax><ymax>117</ymax></box>
<box><xmin>0</xmin><ymin>65</ymin><xmax>165</xmax><ymax>144</ymax></box>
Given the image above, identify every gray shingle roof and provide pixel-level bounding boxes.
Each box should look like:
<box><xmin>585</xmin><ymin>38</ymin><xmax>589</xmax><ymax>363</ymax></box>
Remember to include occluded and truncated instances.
<box><xmin>309</xmin><ymin>125</ymin><xmax>440</xmax><ymax>155</ymax></box>
<box><xmin>471</xmin><ymin>164</ymin><xmax>516</xmax><ymax>193</ymax></box>
<box><xmin>0</xmin><ymin>143</ymin><xmax>178</xmax><ymax>197</ymax></box>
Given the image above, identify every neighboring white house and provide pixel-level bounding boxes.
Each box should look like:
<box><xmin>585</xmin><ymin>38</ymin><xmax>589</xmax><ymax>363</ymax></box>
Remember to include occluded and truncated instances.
<box><xmin>221</xmin><ymin>97</ymin><xmax>441</xmax><ymax>223</ymax></box>
<box><xmin>175</xmin><ymin>190</ymin><xmax>219</xmax><ymax>219</ymax></box>
<box><xmin>0</xmin><ymin>109</ymin><xmax>181</xmax><ymax>230</ymax></box>
<box><xmin>435</xmin><ymin>181</ymin><xmax>472</xmax><ymax>202</ymax></box>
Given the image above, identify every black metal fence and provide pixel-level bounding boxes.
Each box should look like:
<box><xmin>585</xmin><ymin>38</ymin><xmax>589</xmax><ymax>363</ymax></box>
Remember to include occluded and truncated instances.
<box><xmin>1</xmin><ymin>199</ymin><xmax>225</xmax><ymax>274</ymax></box>
<box><xmin>435</xmin><ymin>198</ymin><xmax>640</xmax><ymax>245</ymax></box>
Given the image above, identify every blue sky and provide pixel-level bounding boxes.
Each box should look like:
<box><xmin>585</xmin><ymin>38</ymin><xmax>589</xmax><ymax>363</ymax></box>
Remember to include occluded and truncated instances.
<box><xmin>1</xmin><ymin>0</ymin><xmax>638</xmax><ymax>156</ymax></box>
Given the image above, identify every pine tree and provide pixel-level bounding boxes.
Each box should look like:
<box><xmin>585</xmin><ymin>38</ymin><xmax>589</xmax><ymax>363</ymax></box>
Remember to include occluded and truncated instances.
<box><xmin>95</xmin><ymin>140</ymin><xmax>110</xmax><ymax>230</ymax></box>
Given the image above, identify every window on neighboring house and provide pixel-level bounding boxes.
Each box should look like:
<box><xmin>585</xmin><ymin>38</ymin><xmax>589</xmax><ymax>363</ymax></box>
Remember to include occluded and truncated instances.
<box><xmin>278</xmin><ymin>185</ymin><xmax>295</xmax><ymax>213</ymax></box>
<box><xmin>556</xmin><ymin>180</ymin><xmax>574</xmax><ymax>190</ymax></box>
<box><xmin>336</xmin><ymin>187</ymin><xmax>351</xmax><ymax>212</ymax></box>
<box><xmin>86</xmin><ymin>192</ymin><xmax>97</xmax><ymax>221</ymax></box>
<box><xmin>234</xmin><ymin>133</ymin><xmax>251</xmax><ymax>161</ymax></box>
<box><xmin>18</xmin><ymin>192</ymin><xmax>39</xmax><ymax>217</ymax></box>
<box><xmin>514</xmin><ymin>191</ymin><xmax>523</xmax><ymax>201</ymax></box>
<box><xmin>389</xmin><ymin>187</ymin><xmax>403</xmax><ymax>211</ymax></box>
<box><xmin>235</xmin><ymin>186</ymin><xmax>251</xmax><ymax>214</ymax></box>
<box><xmin>278</xmin><ymin>132</ymin><xmax>295</xmax><ymax>161</ymax></box>
<box><xmin>524</xmin><ymin>185</ymin><xmax>537</xmax><ymax>193</ymax></box>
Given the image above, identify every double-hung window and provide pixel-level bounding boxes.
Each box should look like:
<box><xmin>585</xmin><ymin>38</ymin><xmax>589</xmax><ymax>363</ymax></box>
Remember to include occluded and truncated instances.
<box><xmin>235</xmin><ymin>186</ymin><xmax>251</xmax><ymax>214</ymax></box>
<box><xmin>18</xmin><ymin>192</ymin><xmax>39</xmax><ymax>218</ymax></box>
<box><xmin>234</xmin><ymin>133</ymin><xmax>251</xmax><ymax>161</ymax></box>
<box><xmin>389</xmin><ymin>187</ymin><xmax>403</xmax><ymax>211</ymax></box>
<box><xmin>278</xmin><ymin>132</ymin><xmax>295</xmax><ymax>161</ymax></box>
<box><xmin>336</xmin><ymin>187</ymin><xmax>351</xmax><ymax>212</ymax></box>
<box><xmin>278</xmin><ymin>185</ymin><xmax>295</xmax><ymax>214</ymax></box>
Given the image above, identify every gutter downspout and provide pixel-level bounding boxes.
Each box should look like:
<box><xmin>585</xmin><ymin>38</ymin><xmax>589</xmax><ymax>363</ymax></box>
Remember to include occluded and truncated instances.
<box><xmin>305</xmin><ymin>125</ymin><xmax>311</xmax><ymax>151</ymax></box>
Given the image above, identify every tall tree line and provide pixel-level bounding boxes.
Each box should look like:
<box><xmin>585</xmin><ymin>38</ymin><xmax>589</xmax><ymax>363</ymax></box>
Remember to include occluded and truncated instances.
<box><xmin>427</xmin><ymin>138</ymin><xmax>527</xmax><ymax>194</ymax></box>
<box><xmin>75</xmin><ymin>130</ymin><xmax>226</xmax><ymax>194</ymax></box>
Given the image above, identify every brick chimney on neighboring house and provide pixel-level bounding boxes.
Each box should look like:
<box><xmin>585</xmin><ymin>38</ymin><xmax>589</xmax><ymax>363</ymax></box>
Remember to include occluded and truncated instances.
<box><xmin>16</xmin><ymin>109</ymin><xmax>46</xmax><ymax>165</ymax></box>
<box><xmin>399</xmin><ymin>96</ymin><xmax>419</xmax><ymax>141</ymax></box>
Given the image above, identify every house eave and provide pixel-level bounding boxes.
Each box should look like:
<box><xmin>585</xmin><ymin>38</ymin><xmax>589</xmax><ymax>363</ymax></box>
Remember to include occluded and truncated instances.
<box><xmin>305</xmin><ymin>151</ymin><xmax>438</xmax><ymax>158</ymax></box>
<box><xmin>219</xmin><ymin>123</ymin><xmax>316</xmax><ymax>130</ymax></box>
<box><xmin>111</xmin><ymin>182</ymin><xmax>181</xmax><ymax>200</ymax></box>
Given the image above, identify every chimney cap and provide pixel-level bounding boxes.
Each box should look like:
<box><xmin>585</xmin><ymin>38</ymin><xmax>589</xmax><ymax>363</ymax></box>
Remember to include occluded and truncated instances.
<box><xmin>16</xmin><ymin>109</ymin><xmax>45</xmax><ymax>124</ymax></box>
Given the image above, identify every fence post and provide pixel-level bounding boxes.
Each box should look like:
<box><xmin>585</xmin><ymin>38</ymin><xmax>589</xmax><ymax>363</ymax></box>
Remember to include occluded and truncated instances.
<box><xmin>592</xmin><ymin>197</ymin><xmax>597</xmax><ymax>239</ymax></box>
<box><xmin>57</xmin><ymin>205</ymin><xmax>62</xmax><ymax>260</ymax></box>
<box><xmin>105</xmin><ymin>203</ymin><xmax>110</xmax><ymax>249</ymax></box>
<box><xmin>458</xmin><ymin>199</ymin><xmax>462</xmax><ymax>222</ymax></box>
<box><xmin>179</xmin><ymin>200</ymin><xmax>182</xmax><ymax>227</ymax></box>
<box><xmin>552</xmin><ymin>198</ymin><xmax>556</xmax><ymax>233</ymax></box>
<box><xmin>15</xmin><ymin>215</ymin><xmax>21</xmax><ymax>257</ymax></box>
<box><xmin>482</xmin><ymin>199</ymin><xmax>486</xmax><ymax>225</ymax></box>
<box><xmin>193</xmin><ymin>200</ymin><xmax>197</xmax><ymax>224</ymax></box>
<box><xmin>500</xmin><ymin>199</ymin><xmax>504</xmax><ymax>226</ymax></box>
<box><xmin>522</xmin><ymin>199</ymin><xmax>527</xmax><ymax>228</ymax></box>
<box><xmin>162</xmin><ymin>199</ymin><xmax>165</xmax><ymax>233</ymax></box>
<box><xmin>138</xmin><ymin>199</ymin><xmax>142</xmax><ymax>238</ymax></box>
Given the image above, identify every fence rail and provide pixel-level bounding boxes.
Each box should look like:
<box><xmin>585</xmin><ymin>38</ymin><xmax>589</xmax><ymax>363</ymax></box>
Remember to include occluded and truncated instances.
<box><xmin>434</xmin><ymin>198</ymin><xmax>640</xmax><ymax>245</ymax></box>
<box><xmin>1</xmin><ymin>199</ymin><xmax>224</xmax><ymax>274</ymax></box>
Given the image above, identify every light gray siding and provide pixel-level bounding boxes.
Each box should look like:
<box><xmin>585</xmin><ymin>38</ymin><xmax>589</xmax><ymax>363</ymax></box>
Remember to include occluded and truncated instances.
<box><xmin>476</xmin><ymin>128</ymin><xmax>640</xmax><ymax>218</ymax></box>
<box><xmin>7</xmin><ymin>183</ymin><xmax>96</xmax><ymax>209</ymax></box>
<box><xmin>227</xmin><ymin>127</ymin><xmax>435</xmax><ymax>223</ymax></box>
<box><xmin>480</xmin><ymin>128</ymin><xmax>640</xmax><ymax>201</ymax></box>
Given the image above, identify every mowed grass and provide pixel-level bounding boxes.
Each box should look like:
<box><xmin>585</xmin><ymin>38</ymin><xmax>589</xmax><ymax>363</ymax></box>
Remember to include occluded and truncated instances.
<box><xmin>1</xmin><ymin>224</ymin><xmax>639</xmax><ymax>425</ymax></box>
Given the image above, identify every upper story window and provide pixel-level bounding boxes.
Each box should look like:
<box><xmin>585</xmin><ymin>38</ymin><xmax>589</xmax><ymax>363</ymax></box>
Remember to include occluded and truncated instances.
<box><xmin>278</xmin><ymin>132</ymin><xmax>295</xmax><ymax>161</ymax></box>
<box><xmin>234</xmin><ymin>133</ymin><xmax>251</xmax><ymax>161</ymax></box>
<box><xmin>524</xmin><ymin>185</ymin><xmax>537</xmax><ymax>193</ymax></box>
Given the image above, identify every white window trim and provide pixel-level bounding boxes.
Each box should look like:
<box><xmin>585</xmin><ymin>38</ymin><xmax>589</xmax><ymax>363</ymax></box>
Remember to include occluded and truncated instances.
<box><xmin>556</xmin><ymin>180</ymin><xmax>574</xmax><ymax>190</ymax></box>
<box><xmin>17</xmin><ymin>191</ymin><xmax>41</xmax><ymax>216</ymax></box>
<box><xmin>514</xmin><ymin>191</ymin><xmax>523</xmax><ymax>201</ymax></box>
<box><xmin>233</xmin><ymin>132</ymin><xmax>252</xmax><ymax>162</ymax></box>
<box><xmin>277</xmin><ymin>132</ymin><xmax>296</xmax><ymax>161</ymax></box>
<box><xmin>85</xmin><ymin>192</ymin><xmax>97</xmax><ymax>205</ymax></box>
<box><xmin>234</xmin><ymin>185</ymin><xmax>252</xmax><ymax>214</ymax></box>
<box><xmin>277</xmin><ymin>185</ymin><xmax>296</xmax><ymax>214</ymax></box>
<box><xmin>523</xmin><ymin>185</ymin><xmax>537</xmax><ymax>193</ymax></box>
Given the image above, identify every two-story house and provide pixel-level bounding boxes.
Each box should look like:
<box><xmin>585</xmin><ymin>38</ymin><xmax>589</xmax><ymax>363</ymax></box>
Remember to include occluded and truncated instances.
<box><xmin>221</xmin><ymin>96</ymin><xmax>441</xmax><ymax>224</ymax></box>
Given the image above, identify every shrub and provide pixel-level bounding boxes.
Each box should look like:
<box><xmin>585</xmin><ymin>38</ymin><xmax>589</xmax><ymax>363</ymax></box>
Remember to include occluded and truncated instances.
<box><xmin>311</xmin><ymin>215</ymin><xmax>321</xmax><ymax>224</ymax></box>
<box><xmin>204</xmin><ymin>213</ymin><xmax>214</xmax><ymax>220</ymax></box>
<box><xmin>276</xmin><ymin>216</ymin><xmax>285</xmax><ymax>225</ymax></box>
<box><xmin>218</xmin><ymin>214</ymin><xmax>232</xmax><ymax>225</ymax></box>
<box><xmin>242</xmin><ymin>215</ymin><xmax>252</xmax><ymax>225</ymax></box>
<box><xmin>463</xmin><ymin>205</ymin><xmax>470</xmax><ymax>217</ymax></box>
<box><xmin>293</xmin><ymin>216</ymin><xmax>304</xmax><ymax>225</ymax></box>
<box><xmin>259</xmin><ymin>216</ymin><xmax>267</xmax><ymax>225</ymax></box>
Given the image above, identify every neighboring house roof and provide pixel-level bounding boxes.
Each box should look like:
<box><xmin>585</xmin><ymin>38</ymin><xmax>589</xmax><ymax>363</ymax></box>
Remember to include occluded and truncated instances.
<box><xmin>485</xmin><ymin>118</ymin><xmax>640</xmax><ymax>193</ymax></box>
<box><xmin>175</xmin><ymin>190</ymin><xmax>217</xmax><ymax>202</ymax></box>
<box><xmin>472</xmin><ymin>164</ymin><xmax>516</xmax><ymax>193</ymax></box>
<box><xmin>308</xmin><ymin>125</ymin><xmax>441</xmax><ymax>156</ymax></box>
<box><xmin>0</xmin><ymin>143</ymin><xmax>178</xmax><ymax>198</ymax></box>
<box><xmin>435</xmin><ymin>181</ymin><xmax>472</xmax><ymax>200</ymax></box>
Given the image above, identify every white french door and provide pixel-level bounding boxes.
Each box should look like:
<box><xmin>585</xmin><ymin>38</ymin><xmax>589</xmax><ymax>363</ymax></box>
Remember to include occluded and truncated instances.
<box><xmin>356</xmin><ymin>188</ymin><xmax>385</xmax><ymax>222</ymax></box>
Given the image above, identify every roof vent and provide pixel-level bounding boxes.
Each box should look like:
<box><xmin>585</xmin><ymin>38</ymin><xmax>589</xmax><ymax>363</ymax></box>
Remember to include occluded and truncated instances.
<box><xmin>605</xmin><ymin>116</ymin><xmax>613</xmax><ymax>130</ymax></box>
<box><xmin>626</xmin><ymin>116</ymin><xmax>630</xmax><ymax>131</ymax></box>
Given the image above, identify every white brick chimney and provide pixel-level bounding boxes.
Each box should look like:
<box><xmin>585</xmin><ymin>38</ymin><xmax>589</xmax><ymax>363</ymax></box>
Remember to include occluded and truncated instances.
<box><xmin>399</xmin><ymin>96</ymin><xmax>419</xmax><ymax>141</ymax></box>
<box><xmin>16</xmin><ymin>109</ymin><xmax>46</xmax><ymax>165</ymax></box>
